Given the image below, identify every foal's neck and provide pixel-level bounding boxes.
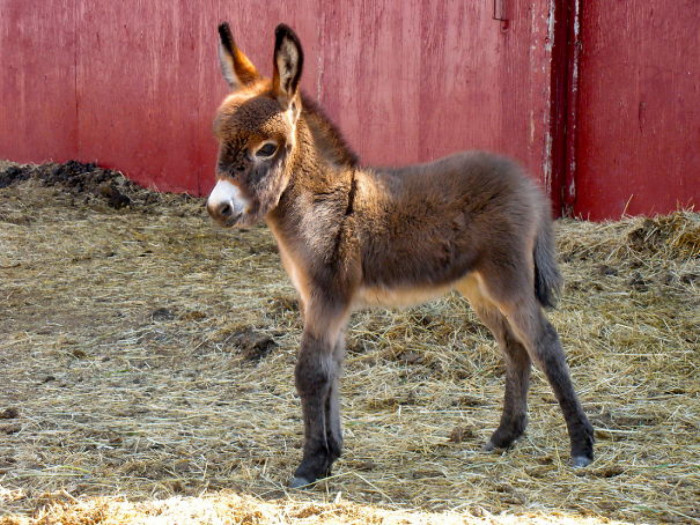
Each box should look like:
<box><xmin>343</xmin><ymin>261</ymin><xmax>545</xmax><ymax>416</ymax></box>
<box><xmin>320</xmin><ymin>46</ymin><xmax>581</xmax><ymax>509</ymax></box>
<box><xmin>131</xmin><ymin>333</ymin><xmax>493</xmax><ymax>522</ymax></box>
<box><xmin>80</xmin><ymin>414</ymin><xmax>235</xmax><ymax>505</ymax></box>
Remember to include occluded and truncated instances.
<box><xmin>268</xmin><ymin>117</ymin><xmax>346</xmax><ymax>227</ymax></box>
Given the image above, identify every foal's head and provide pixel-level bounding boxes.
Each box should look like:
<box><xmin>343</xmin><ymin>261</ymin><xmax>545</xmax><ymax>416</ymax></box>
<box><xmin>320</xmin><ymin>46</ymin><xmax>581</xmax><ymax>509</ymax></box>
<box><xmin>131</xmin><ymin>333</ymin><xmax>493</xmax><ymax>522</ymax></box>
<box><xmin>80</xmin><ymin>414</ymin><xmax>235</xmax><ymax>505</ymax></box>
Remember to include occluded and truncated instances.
<box><xmin>207</xmin><ymin>23</ymin><xmax>303</xmax><ymax>227</ymax></box>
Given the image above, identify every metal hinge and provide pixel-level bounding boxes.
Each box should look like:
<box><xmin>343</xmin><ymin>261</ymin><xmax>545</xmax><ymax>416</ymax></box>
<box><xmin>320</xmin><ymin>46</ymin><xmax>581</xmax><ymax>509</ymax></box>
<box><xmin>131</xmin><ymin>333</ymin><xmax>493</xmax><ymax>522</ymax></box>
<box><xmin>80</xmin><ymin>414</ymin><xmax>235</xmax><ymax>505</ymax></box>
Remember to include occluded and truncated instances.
<box><xmin>493</xmin><ymin>0</ymin><xmax>508</xmax><ymax>21</ymax></box>
<box><xmin>493</xmin><ymin>0</ymin><xmax>509</xmax><ymax>30</ymax></box>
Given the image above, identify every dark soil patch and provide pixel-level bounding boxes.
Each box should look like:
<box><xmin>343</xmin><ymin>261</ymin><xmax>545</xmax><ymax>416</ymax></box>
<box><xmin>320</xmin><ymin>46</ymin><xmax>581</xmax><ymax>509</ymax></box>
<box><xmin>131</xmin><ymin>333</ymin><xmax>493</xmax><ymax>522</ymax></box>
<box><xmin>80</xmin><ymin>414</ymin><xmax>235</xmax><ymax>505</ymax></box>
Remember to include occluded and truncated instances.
<box><xmin>230</xmin><ymin>327</ymin><xmax>279</xmax><ymax>362</ymax></box>
<box><xmin>0</xmin><ymin>407</ymin><xmax>20</xmax><ymax>420</ymax></box>
<box><xmin>0</xmin><ymin>160</ymin><xmax>200</xmax><ymax>213</ymax></box>
<box><xmin>0</xmin><ymin>165</ymin><xmax>31</xmax><ymax>189</ymax></box>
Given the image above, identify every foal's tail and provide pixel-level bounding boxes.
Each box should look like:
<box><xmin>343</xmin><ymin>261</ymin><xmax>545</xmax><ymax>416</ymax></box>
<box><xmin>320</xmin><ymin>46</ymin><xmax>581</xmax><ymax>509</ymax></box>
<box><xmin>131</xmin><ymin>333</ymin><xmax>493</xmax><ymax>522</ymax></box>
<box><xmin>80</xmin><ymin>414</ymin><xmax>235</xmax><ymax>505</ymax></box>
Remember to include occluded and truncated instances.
<box><xmin>534</xmin><ymin>217</ymin><xmax>563</xmax><ymax>308</ymax></box>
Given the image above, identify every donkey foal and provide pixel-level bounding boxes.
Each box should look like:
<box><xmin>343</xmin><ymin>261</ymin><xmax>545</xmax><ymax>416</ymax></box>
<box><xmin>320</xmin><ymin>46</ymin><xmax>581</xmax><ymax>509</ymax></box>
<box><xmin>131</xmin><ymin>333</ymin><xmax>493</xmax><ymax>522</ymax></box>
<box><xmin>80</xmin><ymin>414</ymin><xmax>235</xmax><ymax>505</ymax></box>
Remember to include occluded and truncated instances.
<box><xmin>206</xmin><ymin>23</ymin><xmax>594</xmax><ymax>488</ymax></box>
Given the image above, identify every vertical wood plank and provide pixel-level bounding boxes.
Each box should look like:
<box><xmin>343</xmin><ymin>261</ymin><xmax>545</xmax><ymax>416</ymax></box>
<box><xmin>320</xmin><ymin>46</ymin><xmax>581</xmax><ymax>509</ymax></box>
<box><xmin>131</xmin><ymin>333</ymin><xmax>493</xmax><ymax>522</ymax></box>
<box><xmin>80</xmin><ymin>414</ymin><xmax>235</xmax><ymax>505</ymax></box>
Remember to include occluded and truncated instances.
<box><xmin>75</xmin><ymin>0</ymin><xmax>204</xmax><ymax>192</ymax></box>
<box><xmin>418</xmin><ymin>0</ymin><xmax>504</xmax><ymax>161</ymax></box>
<box><xmin>0</xmin><ymin>0</ymin><xmax>78</xmax><ymax>163</ymax></box>
<box><xmin>573</xmin><ymin>0</ymin><xmax>700</xmax><ymax>219</ymax></box>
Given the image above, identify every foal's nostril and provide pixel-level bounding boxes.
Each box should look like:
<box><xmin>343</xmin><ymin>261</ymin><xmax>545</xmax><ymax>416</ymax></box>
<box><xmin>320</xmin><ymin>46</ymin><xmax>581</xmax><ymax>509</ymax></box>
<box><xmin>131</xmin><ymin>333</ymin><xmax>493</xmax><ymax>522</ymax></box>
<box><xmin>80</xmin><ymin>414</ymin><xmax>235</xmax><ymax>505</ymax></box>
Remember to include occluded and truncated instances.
<box><xmin>218</xmin><ymin>202</ymin><xmax>233</xmax><ymax>218</ymax></box>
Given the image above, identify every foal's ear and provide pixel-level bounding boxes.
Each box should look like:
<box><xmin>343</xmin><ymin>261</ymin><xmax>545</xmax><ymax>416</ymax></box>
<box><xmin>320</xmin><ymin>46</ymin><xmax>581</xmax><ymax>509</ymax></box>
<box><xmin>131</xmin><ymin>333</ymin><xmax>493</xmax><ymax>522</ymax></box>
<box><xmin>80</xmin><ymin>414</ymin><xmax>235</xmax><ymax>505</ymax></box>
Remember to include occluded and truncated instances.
<box><xmin>218</xmin><ymin>22</ymin><xmax>260</xmax><ymax>90</ymax></box>
<box><xmin>272</xmin><ymin>24</ymin><xmax>304</xmax><ymax>110</ymax></box>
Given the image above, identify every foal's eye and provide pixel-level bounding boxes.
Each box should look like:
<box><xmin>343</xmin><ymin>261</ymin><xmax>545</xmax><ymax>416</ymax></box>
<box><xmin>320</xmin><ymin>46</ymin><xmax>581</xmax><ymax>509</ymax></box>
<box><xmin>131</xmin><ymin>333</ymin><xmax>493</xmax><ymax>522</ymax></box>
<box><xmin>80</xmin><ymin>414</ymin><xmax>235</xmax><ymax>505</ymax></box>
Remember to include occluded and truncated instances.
<box><xmin>255</xmin><ymin>142</ymin><xmax>278</xmax><ymax>158</ymax></box>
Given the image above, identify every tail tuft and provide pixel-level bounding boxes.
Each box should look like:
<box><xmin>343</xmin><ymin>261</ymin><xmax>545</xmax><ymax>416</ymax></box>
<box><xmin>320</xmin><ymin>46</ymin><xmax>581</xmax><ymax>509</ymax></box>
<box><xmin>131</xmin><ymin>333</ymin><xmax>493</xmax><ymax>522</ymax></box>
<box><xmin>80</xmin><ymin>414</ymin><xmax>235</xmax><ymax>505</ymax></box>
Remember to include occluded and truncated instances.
<box><xmin>534</xmin><ymin>218</ymin><xmax>562</xmax><ymax>308</ymax></box>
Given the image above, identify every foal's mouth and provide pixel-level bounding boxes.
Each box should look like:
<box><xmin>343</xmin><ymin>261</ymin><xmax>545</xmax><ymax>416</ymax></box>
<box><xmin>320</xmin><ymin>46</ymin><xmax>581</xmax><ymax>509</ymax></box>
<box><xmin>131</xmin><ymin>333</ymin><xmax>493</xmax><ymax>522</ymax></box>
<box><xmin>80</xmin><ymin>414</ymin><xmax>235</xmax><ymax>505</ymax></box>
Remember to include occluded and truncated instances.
<box><xmin>210</xmin><ymin>212</ymin><xmax>244</xmax><ymax>229</ymax></box>
<box><xmin>216</xmin><ymin>208</ymin><xmax>243</xmax><ymax>227</ymax></box>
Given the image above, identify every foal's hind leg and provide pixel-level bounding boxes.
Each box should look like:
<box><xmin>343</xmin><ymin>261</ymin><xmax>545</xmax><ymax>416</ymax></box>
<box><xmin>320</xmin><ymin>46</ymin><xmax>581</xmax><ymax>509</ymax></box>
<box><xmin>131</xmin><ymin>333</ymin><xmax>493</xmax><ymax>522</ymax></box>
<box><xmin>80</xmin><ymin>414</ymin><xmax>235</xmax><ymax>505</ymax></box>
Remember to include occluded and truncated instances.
<box><xmin>478</xmin><ymin>269</ymin><xmax>594</xmax><ymax>466</ymax></box>
<box><xmin>458</xmin><ymin>276</ymin><xmax>532</xmax><ymax>450</ymax></box>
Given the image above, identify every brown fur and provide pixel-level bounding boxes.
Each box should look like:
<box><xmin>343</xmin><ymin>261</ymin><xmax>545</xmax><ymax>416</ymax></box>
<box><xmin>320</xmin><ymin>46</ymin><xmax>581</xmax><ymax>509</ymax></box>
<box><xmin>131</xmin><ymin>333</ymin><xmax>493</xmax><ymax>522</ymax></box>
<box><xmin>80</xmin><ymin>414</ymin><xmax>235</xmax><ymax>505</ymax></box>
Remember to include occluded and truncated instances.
<box><xmin>207</xmin><ymin>23</ymin><xmax>594</xmax><ymax>488</ymax></box>
<box><xmin>300</xmin><ymin>92</ymin><xmax>359</xmax><ymax>168</ymax></box>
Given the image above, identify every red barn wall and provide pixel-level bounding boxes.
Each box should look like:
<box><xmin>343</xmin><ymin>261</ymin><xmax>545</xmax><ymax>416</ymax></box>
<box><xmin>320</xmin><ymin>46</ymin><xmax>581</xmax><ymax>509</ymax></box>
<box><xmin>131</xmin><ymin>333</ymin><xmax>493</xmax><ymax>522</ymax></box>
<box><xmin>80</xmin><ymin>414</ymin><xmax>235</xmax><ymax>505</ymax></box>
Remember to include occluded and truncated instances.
<box><xmin>2</xmin><ymin>0</ymin><xmax>79</xmax><ymax>163</ymax></box>
<box><xmin>1</xmin><ymin>1</ymin><xmax>698</xmax><ymax>219</ymax></box>
<box><xmin>570</xmin><ymin>0</ymin><xmax>700</xmax><ymax>220</ymax></box>
<box><xmin>0</xmin><ymin>1</ymin><xmax>558</xmax><ymax>199</ymax></box>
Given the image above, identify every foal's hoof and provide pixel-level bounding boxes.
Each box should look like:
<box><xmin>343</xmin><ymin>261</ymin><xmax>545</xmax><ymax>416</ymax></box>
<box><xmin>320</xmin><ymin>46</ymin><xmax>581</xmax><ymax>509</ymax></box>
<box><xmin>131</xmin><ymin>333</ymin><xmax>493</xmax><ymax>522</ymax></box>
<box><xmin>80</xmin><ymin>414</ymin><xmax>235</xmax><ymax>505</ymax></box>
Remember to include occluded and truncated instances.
<box><xmin>483</xmin><ymin>439</ymin><xmax>512</xmax><ymax>452</ymax></box>
<box><xmin>288</xmin><ymin>476</ymin><xmax>315</xmax><ymax>489</ymax></box>
<box><xmin>572</xmin><ymin>455</ymin><xmax>593</xmax><ymax>468</ymax></box>
<box><xmin>483</xmin><ymin>440</ymin><xmax>497</xmax><ymax>452</ymax></box>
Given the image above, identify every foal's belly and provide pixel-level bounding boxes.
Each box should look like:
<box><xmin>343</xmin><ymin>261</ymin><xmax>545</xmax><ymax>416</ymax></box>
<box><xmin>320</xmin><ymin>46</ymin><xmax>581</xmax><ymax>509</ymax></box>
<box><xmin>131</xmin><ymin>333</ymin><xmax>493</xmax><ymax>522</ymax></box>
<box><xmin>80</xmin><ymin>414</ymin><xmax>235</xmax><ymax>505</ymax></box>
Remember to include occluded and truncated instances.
<box><xmin>354</xmin><ymin>283</ymin><xmax>455</xmax><ymax>309</ymax></box>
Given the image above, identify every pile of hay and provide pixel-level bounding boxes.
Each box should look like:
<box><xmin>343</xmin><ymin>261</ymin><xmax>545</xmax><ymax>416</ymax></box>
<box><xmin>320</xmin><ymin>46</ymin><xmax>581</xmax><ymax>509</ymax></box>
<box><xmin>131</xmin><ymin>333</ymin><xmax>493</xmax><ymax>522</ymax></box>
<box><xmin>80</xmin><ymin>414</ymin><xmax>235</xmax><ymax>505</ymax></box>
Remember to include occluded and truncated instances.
<box><xmin>0</xmin><ymin>161</ymin><xmax>698</xmax><ymax>524</ymax></box>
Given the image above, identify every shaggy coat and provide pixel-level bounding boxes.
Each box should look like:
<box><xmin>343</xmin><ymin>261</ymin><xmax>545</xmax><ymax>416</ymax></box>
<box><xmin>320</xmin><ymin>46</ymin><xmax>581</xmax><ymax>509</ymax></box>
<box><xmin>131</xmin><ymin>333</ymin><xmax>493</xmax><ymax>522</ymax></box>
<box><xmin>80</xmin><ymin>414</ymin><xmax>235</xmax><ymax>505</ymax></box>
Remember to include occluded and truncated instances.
<box><xmin>206</xmin><ymin>23</ymin><xmax>594</xmax><ymax>488</ymax></box>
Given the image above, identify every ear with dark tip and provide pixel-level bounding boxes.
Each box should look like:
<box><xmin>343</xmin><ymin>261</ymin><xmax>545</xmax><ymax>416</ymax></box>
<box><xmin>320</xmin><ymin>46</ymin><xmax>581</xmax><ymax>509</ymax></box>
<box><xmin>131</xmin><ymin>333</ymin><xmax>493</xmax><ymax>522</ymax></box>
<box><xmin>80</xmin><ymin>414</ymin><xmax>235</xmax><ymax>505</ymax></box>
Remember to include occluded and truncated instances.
<box><xmin>218</xmin><ymin>22</ymin><xmax>260</xmax><ymax>90</ymax></box>
<box><xmin>272</xmin><ymin>24</ymin><xmax>304</xmax><ymax>108</ymax></box>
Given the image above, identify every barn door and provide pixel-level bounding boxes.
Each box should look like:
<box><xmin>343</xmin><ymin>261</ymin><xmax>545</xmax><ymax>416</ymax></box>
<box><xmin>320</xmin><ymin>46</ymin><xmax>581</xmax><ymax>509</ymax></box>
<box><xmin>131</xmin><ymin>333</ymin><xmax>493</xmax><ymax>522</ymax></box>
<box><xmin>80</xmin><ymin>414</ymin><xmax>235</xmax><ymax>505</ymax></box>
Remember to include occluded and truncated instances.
<box><xmin>564</xmin><ymin>1</ymin><xmax>700</xmax><ymax>220</ymax></box>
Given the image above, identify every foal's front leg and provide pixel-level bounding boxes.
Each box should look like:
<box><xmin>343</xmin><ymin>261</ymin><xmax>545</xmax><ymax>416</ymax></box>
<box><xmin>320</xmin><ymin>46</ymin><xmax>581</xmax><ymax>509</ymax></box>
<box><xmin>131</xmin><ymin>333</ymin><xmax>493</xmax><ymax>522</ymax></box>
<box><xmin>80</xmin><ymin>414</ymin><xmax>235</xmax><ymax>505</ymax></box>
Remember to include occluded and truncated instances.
<box><xmin>289</xmin><ymin>315</ymin><xmax>346</xmax><ymax>488</ymax></box>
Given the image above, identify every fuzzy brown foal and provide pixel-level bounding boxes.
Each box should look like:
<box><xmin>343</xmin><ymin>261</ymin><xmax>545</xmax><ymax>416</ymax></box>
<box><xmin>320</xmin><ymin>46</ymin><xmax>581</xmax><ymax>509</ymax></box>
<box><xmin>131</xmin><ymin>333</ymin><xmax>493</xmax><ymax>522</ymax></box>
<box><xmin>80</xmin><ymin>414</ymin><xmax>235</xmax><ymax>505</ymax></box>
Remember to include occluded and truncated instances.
<box><xmin>205</xmin><ymin>22</ymin><xmax>594</xmax><ymax>488</ymax></box>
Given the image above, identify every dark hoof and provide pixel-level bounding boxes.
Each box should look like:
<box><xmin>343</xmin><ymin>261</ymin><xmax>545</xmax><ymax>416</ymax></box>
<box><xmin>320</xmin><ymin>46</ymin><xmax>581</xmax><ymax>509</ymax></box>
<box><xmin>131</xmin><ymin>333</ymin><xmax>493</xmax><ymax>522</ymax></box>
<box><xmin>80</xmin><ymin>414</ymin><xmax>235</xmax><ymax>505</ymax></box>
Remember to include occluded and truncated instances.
<box><xmin>483</xmin><ymin>440</ymin><xmax>497</xmax><ymax>452</ymax></box>
<box><xmin>572</xmin><ymin>455</ymin><xmax>593</xmax><ymax>468</ymax></box>
<box><xmin>288</xmin><ymin>476</ymin><xmax>315</xmax><ymax>489</ymax></box>
<box><xmin>483</xmin><ymin>438</ymin><xmax>514</xmax><ymax>452</ymax></box>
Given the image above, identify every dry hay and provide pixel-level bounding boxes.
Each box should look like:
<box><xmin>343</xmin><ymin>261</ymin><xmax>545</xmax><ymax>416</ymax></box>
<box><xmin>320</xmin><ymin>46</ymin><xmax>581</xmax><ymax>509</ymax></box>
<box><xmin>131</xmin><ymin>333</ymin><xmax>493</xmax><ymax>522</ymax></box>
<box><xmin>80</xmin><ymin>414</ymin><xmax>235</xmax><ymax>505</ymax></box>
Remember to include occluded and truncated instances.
<box><xmin>0</xmin><ymin>160</ymin><xmax>698</xmax><ymax>524</ymax></box>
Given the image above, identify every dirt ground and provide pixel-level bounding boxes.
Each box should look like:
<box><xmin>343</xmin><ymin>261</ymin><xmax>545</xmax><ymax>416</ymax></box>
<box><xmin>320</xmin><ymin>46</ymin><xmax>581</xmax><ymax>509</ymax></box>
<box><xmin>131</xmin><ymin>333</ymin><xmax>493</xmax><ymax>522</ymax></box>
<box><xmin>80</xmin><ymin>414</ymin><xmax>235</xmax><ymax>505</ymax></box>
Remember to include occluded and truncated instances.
<box><xmin>0</xmin><ymin>161</ymin><xmax>698</xmax><ymax>524</ymax></box>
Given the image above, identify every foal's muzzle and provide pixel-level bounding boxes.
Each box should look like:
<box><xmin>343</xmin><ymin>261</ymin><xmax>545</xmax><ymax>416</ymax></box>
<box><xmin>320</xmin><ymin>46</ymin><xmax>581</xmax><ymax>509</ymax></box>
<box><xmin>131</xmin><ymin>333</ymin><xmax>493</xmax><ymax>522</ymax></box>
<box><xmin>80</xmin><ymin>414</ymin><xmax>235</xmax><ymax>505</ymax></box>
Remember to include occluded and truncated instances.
<box><xmin>208</xmin><ymin>200</ymin><xmax>242</xmax><ymax>226</ymax></box>
<box><xmin>206</xmin><ymin>179</ymin><xmax>250</xmax><ymax>227</ymax></box>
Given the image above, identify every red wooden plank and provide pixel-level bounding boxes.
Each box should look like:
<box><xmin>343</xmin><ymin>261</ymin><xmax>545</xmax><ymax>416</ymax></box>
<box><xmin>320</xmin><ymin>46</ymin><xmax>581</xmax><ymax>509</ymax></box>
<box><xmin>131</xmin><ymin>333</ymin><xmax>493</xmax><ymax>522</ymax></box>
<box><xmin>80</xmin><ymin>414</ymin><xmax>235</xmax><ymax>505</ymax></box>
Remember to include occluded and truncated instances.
<box><xmin>548</xmin><ymin>0</ymin><xmax>577</xmax><ymax>217</ymax></box>
<box><xmin>572</xmin><ymin>0</ymin><xmax>700</xmax><ymax>220</ymax></box>
<box><xmin>75</xmin><ymin>0</ymin><xmax>206</xmax><ymax>193</ymax></box>
<box><xmin>496</xmin><ymin>0</ymin><xmax>554</xmax><ymax>188</ymax></box>
<box><xmin>317</xmin><ymin>0</ymin><xmax>422</xmax><ymax>167</ymax></box>
<box><xmin>417</xmin><ymin>0</ymin><xmax>503</xmax><ymax>162</ymax></box>
<box><xmin>0</xmin><ymin>0</ymin><xmax>78</xmax><ymax>163</ymax></box>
